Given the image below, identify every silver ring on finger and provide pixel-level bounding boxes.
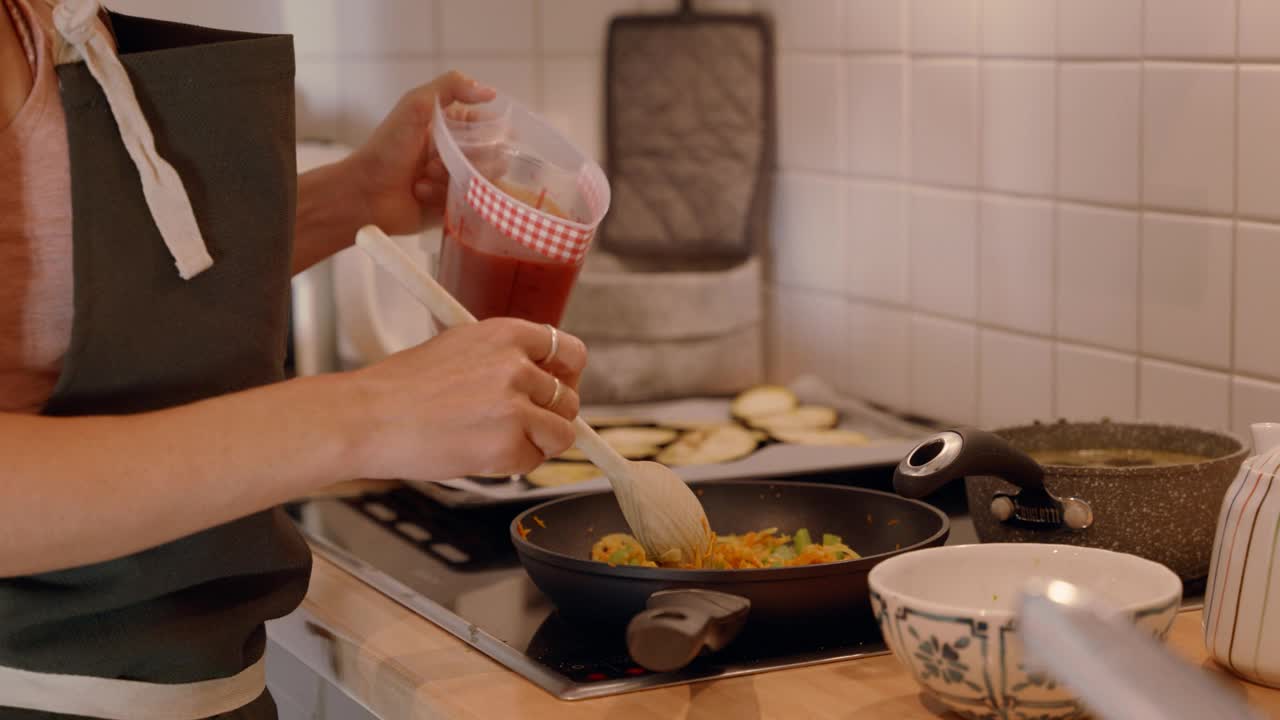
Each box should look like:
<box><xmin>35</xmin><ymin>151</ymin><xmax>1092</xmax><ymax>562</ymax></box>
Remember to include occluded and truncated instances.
<box><xmin>537</xmin><ymin>324</ymin><xmax>559</xmax><ymax>366</ymax></box>
<box><xmin>541</xmin><ymin>376</ymin><xmax>564</xmax><ymax>410</ymax></box>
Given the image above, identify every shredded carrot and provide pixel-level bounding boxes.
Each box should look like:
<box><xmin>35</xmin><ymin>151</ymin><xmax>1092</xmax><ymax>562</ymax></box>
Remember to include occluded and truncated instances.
<box><xmin>516</xmin><ymin>521</ymin><xmax>531</xmax><ymax>540</ymax></box>
<box><xmin>533</xmin><ymin>516</ymin><xmax>547</xmax><ymax>528</ymax></box>
<box><xmin>534</xmin><ymin>187</ymin><xmax>548</xmax><ymax>210</ymax></box>
<box><xmin>887</xmin><ymin>518</ymin><xmax>900</xmax><ymax>527</ymax></box>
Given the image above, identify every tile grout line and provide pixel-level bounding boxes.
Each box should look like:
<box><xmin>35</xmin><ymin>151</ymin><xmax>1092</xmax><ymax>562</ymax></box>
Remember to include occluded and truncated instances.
<box><xmin>1229</xmin><ymin>0</ymin><xmax>1242</xmax><ymax>428</ymax></box>
<box><xmin>778</xmin><ymin>167</ymin><xmax>1280</xmax><ymax>227</ymax></box>
<box><xmin>974</xmin><ymin>0</ymin><xmax>986</xmax><ymax>427</ymax></box>
<box><xmin>902</xmin><ymin>0</ymin><xmax>916</xmax><ymax>418</ymax></box>
<box><xmin>531</xmin><ymin>0</ymin><xmax>545</xmax><ymax>112</ymax></box>
<box><xmin>829</xmin><ymin>287</ymin><xmax>1259</xmax><ymax>378</ymax></box>
<box><xmin>1049</xmin><ymin>2</ymin><xmax>1061</xmax><ymax>421</ymax></box>
<box><xmin>1135</xmin><ymin>0</ymin><xmax>1147</xmax><ymax>421</ymax></box>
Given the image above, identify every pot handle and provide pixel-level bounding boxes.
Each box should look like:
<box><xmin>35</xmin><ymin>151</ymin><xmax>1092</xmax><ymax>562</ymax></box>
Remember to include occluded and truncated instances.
<box><xmin>626</xmin><ymin>589</ymin><xmax>751</xmax><ymax>672</ymax></box>
<box><xmin>894</xmin><ymin>427</ymin><xmax>1045</xmax><ymax>499</ymax></box>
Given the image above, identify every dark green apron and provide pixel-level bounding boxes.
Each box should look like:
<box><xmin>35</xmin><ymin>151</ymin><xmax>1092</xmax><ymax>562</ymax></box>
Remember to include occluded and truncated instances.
<box><xmin>0</xmin><ymin>11</ymin><xmax>311</xmax><ymax>719</ymax></box>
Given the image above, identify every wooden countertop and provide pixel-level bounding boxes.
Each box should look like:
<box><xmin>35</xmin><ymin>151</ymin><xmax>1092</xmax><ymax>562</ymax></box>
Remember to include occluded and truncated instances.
<box><xmin>299</xmin><ymin>551</ymin><xmax>1280</xmax><ymax>720</ymax></box>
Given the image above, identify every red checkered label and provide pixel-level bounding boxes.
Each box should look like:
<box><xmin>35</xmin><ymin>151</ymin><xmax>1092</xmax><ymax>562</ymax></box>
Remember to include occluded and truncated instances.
<box><xmin>466</xmin><ymin>177</ymin><xmax>594</xmax><ymax>263</ymax></box>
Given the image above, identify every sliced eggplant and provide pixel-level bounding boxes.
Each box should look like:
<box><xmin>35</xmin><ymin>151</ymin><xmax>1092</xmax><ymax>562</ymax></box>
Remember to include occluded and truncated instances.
<box><xmin>657</xmin><ymin>425</ymin><xmax>760</xmax><ymax>466</ymax></box>
<box><xmin>558</xmin><ymin>444</ymin><xmax>658</xmax><ymax>462</ymax></box>
<box><xmin>747</xmin><ymin>405</ymin><xmax>839</xmax><ymax>432</ymax></box>
<box><xmin>526</xmin><ymin>463</ymin><xmax>602</xmax><ymax>487</ymax></box>
<box><xmin>772</xmin><ymin>429</ymin><xmax>871</xmax><ymax>447</ymax></box>
<box><xmin>599</xmin><ymin>426</ymin><xmax>680</xmax><ymax>447</ymax></box>
<box><xmin>665</xmin><ymin>420</ymin><xmax>739</xmax><ymax>431</ymax></box>
<box><xmin>730</xmin><ymin>385</ymin><xmax>798</xmax><ymax>421</ymax></box>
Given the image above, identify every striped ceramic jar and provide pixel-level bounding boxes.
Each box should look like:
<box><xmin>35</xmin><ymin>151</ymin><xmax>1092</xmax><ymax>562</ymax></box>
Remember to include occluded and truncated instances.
<box><xmin>1204</xmin><ymin>423</ymin><xmax>1280</xmax><ymax>686</ymax></box>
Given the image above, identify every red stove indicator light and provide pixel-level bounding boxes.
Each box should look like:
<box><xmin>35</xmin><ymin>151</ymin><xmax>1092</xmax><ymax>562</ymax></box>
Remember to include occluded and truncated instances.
<box><xmin>585</xmin><ymin>672</ymin><xmax>608</xmax><ymax>682</ymax></box>
<box><xmin>625</xmin><ymin>667</ymin><xmax>646</xmax><ymax>676</ymax></box>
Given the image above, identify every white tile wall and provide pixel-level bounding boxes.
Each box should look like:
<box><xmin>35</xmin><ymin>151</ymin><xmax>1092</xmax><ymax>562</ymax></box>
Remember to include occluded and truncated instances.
<box><xmin>1233</xmin><ymin>376</ymin><xmax>1280</xmax><ymax>440</ymax></box>
<box><xmin>759</xmin><ymin>0</ymin><xmax>846</xmax><ymax>51</ymax></box>
<box><xmin>768</xmin><ymin>288</ymin><xmax>847</xmax><ymax>385</ymax></box>
<box><xmin>1144</xmin><ymin>0</ymin><xmax>1237</xmax><ymax>60</ymax></box>
<box><xmin>1239</xmin><ymin>0</ymin><xmax>1280</xmax><ymax>60</ymax></box>
<box><xmin>910</xmin><ymin>61</ymin><xmax>980</xmax><ymax>187</ymax></box>
<box><xmin>1238</xmin><ymin>67</ymin><xmax>1280</xmax><ymax>221</ymax></box>
<box><xmin>979</xmin><ymin>195</ymin><xmax>1053</xmax><ymax>335</ymax></box>
<box><xmin>909</xmin><ymin>0</ymin><xmax>978</xmax><ymax>55</ymax></box>
<box><xmin>1140</xmin><ymin>213</ymin><xmax>1232</xmax><ymax>368</ymax></box>
<box><xmin>847</xmin><ymin>303</ymin><xmax>911</xmax><ymax>409</ymax></box>
<box><xmin>1056</xmin><ymin>204</ymin><xmax>1140</xmax><ymax>351</ymax></box>
<box><xmin>771</xmin><ymin>174</ymin><xmax>846</xmax><ymax>293</ymax></box>
<box><xmin>982</xmin><ymin>61</ymin><xmax>1054</xmax><ymax>195</ymax></box>
<box><xmin>295</xmin><ymin>61</ymin><xmax>341</xmax><ymax>141</ymax></box>
<box><xmin>109</xmin><ymin>0</ymin><xmax>1280</xmax><ymax>433</ymax></box>
<box><xmin>337</xmin><ymin>59</ymin><xmax>438</xmax><ymax>142</ymax></box>
<box><xmin>336</xmin><ymin>0</ymin><xmax>434</xmax><ymax>57</ymax></box>
<box><xmin>541</xmin><ymin>0</ymin><xmax>634</xmax><ymax>55</ymax></box>
<box><xmin>1057</xmin><ymin>63</ymin><xmax>1141</xmax><ymax>206</ymax></box>
<box><xmin>1056</xmin><ymin>0</ymin><xmax>1142</xmax><ymax>58</ymax></box>
<box><xmin>981</xmin><ymin>0</ymin><xmax>1054</xmax><ymax>58</ymax></box>
<box><xmin>909</xmin><ymin>189</ymin><xmax>978</xmax><ymax>319</ymax></box>
<box><xmin>1235</xmin><ymin>223</ymin><xmax>1280</xmax><ymax>380</ymax></box>
<box><xmin>979</xmin><ymin>330</ymin><xmax>1053</xmax><ymax>427</ymax></box>
<box><xmin>439</xmin><ymin>0</ymin><xmax>536</xmax><ymax>54</ymax></box>
<box><xmin>910</xmin><ymin>316</ymin><xmax>978</xmax><ymax>424</ymax></box>
<box><xmin>846</xmin><ymin>0</ymin><xmax>905</xmax><ymax>52</ymax></box>
<box><xmin>539</xmin><ymin>58</ymin><xmax>602</xmax><ymax>158</ymax></box>
<box><xmin>778</xmin><ymin>57</ymin><xmax>846</xmax><ymax>173</ymax></box>
<box><xmin>847</xmin><ymin>181</ymin><xmax>908</xmax><ymax>303</ymax></box>
<box><xmin>1142</xmin><ymin>64</ymin><xmax>1235</xmax><ymax>215</ymax></box>
<box><xmin>1056</xmin><ymin>344</ymin><xmax>1138</xmax><ymax>421</ymax></box>
<box><xmin>846</xmin><ymin>58</ymin><xmax>905</xmax><ymax>178</ymax></box>
<box><xmin>1139</xmin><ymin>359</ymin><xmax>1230</xmax><ymax>429</ymax></box>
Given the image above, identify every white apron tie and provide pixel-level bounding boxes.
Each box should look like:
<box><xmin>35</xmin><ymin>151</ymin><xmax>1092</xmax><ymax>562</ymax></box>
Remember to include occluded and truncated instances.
<box><xmin>45</xmin><ymin>0</ymin><xmax>214</xmax><ymax>280</ymax></box>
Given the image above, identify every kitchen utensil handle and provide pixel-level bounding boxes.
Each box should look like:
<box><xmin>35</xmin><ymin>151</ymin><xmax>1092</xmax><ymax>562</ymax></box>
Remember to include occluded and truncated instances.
<box><xmin>626</xmin><ymin>589</ymin><xmax>751</xmax><ymax>673</ymax></box>
<box><xmin>356</xmin><ymin>225</ymin><xmax>477</xmax><ymax>326</ymax></box>
<box><xmin>894</xmin><ymin>427</ymin><xmax>1045</xmax><ymax>498</ymax></box>
<box><xmin>355</xmin><ymin>225</ymin><xmax>631</xmax><ymax>479</ymax></box>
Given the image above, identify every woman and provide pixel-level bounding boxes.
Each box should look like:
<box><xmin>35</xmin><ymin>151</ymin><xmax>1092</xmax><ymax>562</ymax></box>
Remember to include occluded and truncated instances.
<box><xmin>0</xmin><ymin>1</ymin><xmax>584</xmax><ymax>717</ymax></box>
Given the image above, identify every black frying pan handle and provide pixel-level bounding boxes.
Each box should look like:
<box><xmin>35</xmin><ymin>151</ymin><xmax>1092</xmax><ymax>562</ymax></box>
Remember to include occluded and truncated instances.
<box><xmin>893</xmin><ymin>427</ymin><xmax>1045</xmax><ymax>499</ymax></box>
<box><xmin>625</xmin><ymin>589</ymin><xmax>750</xmax><ymax>673</ymax></box>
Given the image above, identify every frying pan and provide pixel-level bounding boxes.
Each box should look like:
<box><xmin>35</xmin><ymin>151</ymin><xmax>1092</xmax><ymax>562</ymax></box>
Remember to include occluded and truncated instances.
<box><xmin>893</xmin><ymin>422</ymin><xmax>1247</xmax><ymax>580</ymax></box>
<box><xmin>511</xmin><ymin>480</ymin><xmax>949</xmax><ymax>672</ymax></box>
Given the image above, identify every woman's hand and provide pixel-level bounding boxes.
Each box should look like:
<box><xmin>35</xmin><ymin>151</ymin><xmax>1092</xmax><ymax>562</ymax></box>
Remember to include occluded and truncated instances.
<box><xmin>348</xmin><ymin>318</ymin><xmax>588</xmax><ymax>481</ymax></box>
<box><xmin>345</xmin><ymin>71</ymin><xmax>496</xmax><ymax>236</ymax></box>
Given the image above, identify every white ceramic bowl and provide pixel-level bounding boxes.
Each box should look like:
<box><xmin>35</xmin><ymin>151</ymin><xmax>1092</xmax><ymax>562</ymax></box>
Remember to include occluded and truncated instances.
<box><xmin>867</xmin><ymin>543</ymin><xmax>1182</xmax><ymax>720</ymax></box>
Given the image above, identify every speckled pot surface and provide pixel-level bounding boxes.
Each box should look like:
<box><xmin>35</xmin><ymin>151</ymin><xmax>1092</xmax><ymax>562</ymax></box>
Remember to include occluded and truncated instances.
<box><xmin>965</xmin><ymin>420</ymin><xmax>1247</xmax><ymax>581</ymax></box>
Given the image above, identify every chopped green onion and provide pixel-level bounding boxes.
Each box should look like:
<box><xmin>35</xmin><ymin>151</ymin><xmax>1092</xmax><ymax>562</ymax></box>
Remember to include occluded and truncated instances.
<box><xmin>608</xmin><ymin>548</ymin><xmax>630</xmax><ymax>565</ymax></box>
<box><xmin>823</xmin><ymin>533</ymin><xmax>842</xmax><ymax>547</ymax></box>
<box><xmin>793</xmin><ymin>528</ymin><xmax>812</xmax><ymax>552</ymax></box>
<box><xmin>773</xmin><ymin>544</ymin><xmax>797</xmax><ymax>561</ymax></box>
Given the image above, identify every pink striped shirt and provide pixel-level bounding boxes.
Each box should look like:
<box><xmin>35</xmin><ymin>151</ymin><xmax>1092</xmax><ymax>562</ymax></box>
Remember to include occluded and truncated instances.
<box><xmin>0</xmin><ymin>0</ymin><xmax>72</xmax><ymax>414</ymax></box>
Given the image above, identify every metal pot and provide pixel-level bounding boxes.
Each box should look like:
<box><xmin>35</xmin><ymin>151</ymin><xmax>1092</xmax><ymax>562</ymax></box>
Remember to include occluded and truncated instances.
<box><xmin>893</xmin><ymin>421</ymin><xmax>1247</xmax><ymax>580</ymax></box>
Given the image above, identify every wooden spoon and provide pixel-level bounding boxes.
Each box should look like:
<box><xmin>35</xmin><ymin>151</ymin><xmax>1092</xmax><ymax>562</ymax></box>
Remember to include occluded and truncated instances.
<box><xmin>355</xmin><ymin>225</ymin><xmax>712</xmax><ymax>566</ymax></box>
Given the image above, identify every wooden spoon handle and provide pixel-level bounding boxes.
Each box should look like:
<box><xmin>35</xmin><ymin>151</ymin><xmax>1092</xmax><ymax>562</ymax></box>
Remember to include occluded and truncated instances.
<box><xmin>354</xmin><ymin>225</ymin><xmax>631</xmax><ymax>478</ymax></box>
<box><xmin>355</xmin><ymin>225</ymin><xmax>477</xmax><ymax>326</ymax></box>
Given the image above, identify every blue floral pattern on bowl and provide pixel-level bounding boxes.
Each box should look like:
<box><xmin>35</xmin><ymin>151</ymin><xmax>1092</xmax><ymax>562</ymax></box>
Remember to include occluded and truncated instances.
<box><xmin>870</xmin><ymin>590</ymin><xmax>1179</xmax><ymax>720</ymax></box>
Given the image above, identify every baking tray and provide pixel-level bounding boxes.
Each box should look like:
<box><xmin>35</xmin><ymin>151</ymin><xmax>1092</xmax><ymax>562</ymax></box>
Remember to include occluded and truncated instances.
<box><xmin>407</xmin><ymin>377</ymin><xmax>934</xmax><ymax>507</ymax></box>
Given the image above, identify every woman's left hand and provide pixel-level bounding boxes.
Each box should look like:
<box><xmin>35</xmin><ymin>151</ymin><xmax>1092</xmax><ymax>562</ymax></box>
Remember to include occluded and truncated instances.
<box><xmin>346</xmin><ymin>71</ymin><xmax>496</xmax><ymax>235</ymax></box>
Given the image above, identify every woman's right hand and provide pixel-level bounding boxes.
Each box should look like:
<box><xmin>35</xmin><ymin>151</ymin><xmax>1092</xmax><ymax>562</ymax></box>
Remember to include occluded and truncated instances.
<box><xmin>346</xmin><ymin>318</ymin><xmax>587</xmax><ymax>481</ymax></box>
